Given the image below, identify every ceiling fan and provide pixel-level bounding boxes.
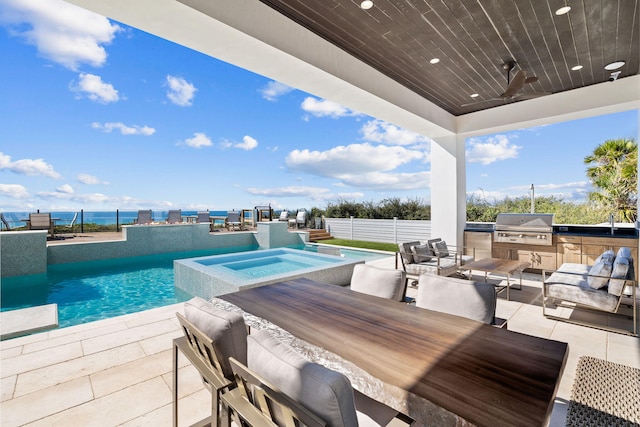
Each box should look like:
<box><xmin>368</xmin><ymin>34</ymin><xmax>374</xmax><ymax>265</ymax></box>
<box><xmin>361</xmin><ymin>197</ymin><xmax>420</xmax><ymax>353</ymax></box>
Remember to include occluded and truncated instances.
<box><xmin>462</xmin><ymin>61</ymin><xmax>550</xmax><ymax>106</ymax></box>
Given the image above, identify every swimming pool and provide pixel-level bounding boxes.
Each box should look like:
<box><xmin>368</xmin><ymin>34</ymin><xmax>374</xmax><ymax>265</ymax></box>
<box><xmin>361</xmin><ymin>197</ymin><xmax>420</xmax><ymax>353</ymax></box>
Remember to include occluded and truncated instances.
<box><xmin>175</xmin><ymin>248</ymin><xmax>364</xmax><ymax>298</ymax></box>
<box><xmin>0</xmin><ymin>245</ymin><xmax>390</xmax><ymax>330</ymax></box>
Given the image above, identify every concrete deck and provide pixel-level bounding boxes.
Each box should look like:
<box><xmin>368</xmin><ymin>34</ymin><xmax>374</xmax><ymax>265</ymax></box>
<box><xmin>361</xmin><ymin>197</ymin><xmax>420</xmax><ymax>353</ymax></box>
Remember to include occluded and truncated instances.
<box><xmin>1</xmin><ymin>256</ymin><xmax>638</xmax><ymax>426</ymax></box>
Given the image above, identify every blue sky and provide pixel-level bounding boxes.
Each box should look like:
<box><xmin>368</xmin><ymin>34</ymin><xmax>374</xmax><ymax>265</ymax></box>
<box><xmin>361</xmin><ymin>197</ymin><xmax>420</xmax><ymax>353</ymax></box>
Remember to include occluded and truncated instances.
<box><xmin>1</xmin><ymin>0</ymin><xmax>638</xmax><ymax>213</ymax></box>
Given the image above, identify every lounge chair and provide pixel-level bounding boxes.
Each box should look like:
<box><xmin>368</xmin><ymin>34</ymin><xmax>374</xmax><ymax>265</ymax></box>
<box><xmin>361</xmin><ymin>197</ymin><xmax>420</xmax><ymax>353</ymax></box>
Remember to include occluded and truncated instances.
<box><xmin>28</xmin><ymin>213</ymin><xmax>54</xmax><ymax>238</ymax></box>
<box><xmin>57</xmin><ymin>212</ymin><xmax>78</xmax><ymax>237</ymax></box>
<box><xmin>416</xmin><ymin>274</ymin><xmax>505</xmax><ymax>327</ymax></box>
<box><xmin>173</xmin><ymin>297</ymin><xmax>248</xmax><ymax>427</ymax></box>
<box><xmin>226</xmin><ymin>211</ymin><xmax>243</xmax><ymax>231</ymax></box>
<box><xmin>196</xmin><ymin>211</ymin><xmax>213</xmax><ymax>231</ymax></box>
<box><xmin>135</xmin><ymin>209</ymin><xmax>152</xmax><ymax>224</ymax></box>
<box><xmin>1</xmin><ymin>213</ymin><xmax>12</xmax><ymax>231</ymax></box>
<box><xmin>166</xmin><ymin>209</ymin><xmax>181</xmax><ymax>224</ymax></box>
<box><xmin>278</xmin><ymin>210</ymin><xmax>289</xmax><ymax>222</ymax></box>
<box><xmin>246</xmin><ymin>329</ymin><xmax>414</xmax><ymax>426</ymax></box>
<box><xmin>289</xmin><ymin>209</ymin><xmax>307</xmax><ymax>229</ymax></box>
<box><xmin>396</xmin><ymin>238</ymin><xmax>474</xmax><ymax>280</ymax></box>
<box><xmin>350</xmin><ymin>264</ymin><xmax>407</xmax><ymax>302</ymax></box>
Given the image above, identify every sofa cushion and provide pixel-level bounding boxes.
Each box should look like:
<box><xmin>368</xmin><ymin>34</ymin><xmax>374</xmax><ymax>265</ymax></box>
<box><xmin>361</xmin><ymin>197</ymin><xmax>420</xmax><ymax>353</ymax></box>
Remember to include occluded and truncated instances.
<box><xmin>608</xmin><ymin>256</ymin><xmax>630</xmax><ymax>296</ymax></box>
<box><xmin>247</xmin><ymin>330</ymin><xmax>358</xmax><ymax>427</ymax></box>
<box><xmin>587</xmin><ymin>258</ymin><xmax>613</xmax><ymax>289</ymax></box>
<box><xmin>544</xmin><ymin>275</ymin><xmax>620</xmax><ymax>312</ymax></box>
<box><xmin>184</xmin><ymin>297</ymin><xmax>248</xmax><ymax>379</ymax></box>
<box><xmin>617</xmin><ymin>247</ymin><xmax>633</xmax><ymax>260</ymax></box>
<box><xmin>411</xmin><ymin>244</ymin><xmax>433</xmax><ymax>262</ymax></box>
<box><xmin>350</xmin><ymin>264</ymin><xmax>406</xmax><ymax>301</ymax></box>
<box><xmin>431</xmin><ymin>240</ymin><xmax>450</xmax><ymax>257</ymax></box>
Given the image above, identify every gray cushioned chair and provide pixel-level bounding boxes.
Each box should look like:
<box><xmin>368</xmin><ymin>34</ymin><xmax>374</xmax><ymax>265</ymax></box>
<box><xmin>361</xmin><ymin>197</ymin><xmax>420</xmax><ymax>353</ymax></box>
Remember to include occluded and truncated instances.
<box><xmin>247</xmin><ymin>329</ymin><xmax>413</xmax><ymax>427</ymax></box>
<box><xmin>135</xmin><ymin>209</ymin><xmax>152</xmax><ymax>224</ymax></box>
<box><xmin>416</xmin><ymin>275</ymin><xmax>501</xmax><ymax>326</ymax></box>
<box><xmin>173</xmin><ymin>297</ymin><xmax>249</xmax><ymax>427</ymax></box>
<box><xmin>166</xmin><ymin>209</ymin><xmax>182</xmax><ymax>224</ymax></box>
<box><xmin>350</xmin><ymin>264</ymin><xmax>407</xmax><ymax>302</ymax></box>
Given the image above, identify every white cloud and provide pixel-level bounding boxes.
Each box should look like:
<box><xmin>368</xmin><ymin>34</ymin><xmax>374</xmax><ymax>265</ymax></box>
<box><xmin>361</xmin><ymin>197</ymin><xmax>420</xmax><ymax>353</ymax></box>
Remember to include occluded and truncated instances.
<box><xmin>0</xmin><ymin>152</ymin><xmax>61</xmax><ymax>179</ymax></box>
<box><xmin>235</xmin><ymin>136</ymin><xmax>258</xmax><ymax>151</ymax></box>
<box><xmin>361</xmin><ymin>120</ymin><xmax>431</xmax><ymax>147</ymax></box>
<box><xmin>71</xmin><ymin>73</ymin><xmax>119</xmax><ymax>103</ymax></box>
<box><xmin>0</xmin><ymin>183</ymin><xmax>29</xmax><ymax>199</ymax></box>
<box><xmin>91</xmin><ymin>122</ymin><xmax>155</xmax><ymax>136</ymax></box>
<box><xmin>285</xmin><ymin>143</ymin><xmax>428</xmax><ymax>191</ymax></box>
<box><xmin>77</xmin><ymin>173</ymin><xmax>108</xmax><ymax>185</ymax></box>
<box><xmin>166</xmin><ymin>75</ymin><xmax>196</xmax><ymax>106</ymax></box>
<box><xmin>56</xmin><ymin>184</ymin><xmax>74</xmax><ymax>194</ymax></box>
<box><xmin>246</xmin><ymin>186</ymin><xmax>365</xmax><ymax>202</ymax></box>
<box><xmin>301</xmin><ymin>97</ymin><xmax>360</xmax><ymax>118</ymax></box>
<box><xmin>0</xmin><ymin>0</ymin><xmax>120</xmax><ymax>70</ymax></box>
<box><xmin>181</xmin><ymin>132</ymin><xmax>212</xmax><ymax>148</ymax></box>
<box><xmin>286</xmin><ymin>143</ymin><xmax>424</xmax><ymax>177</ymax></box>
<box><xmin>466</xmin><ymin>135</ymin><xmax>521</xmax><ymax>165</ymax></box>
<box><xmin>260</xmin><ymin>81</ymin><xmax>294</xmax><ymax>101</ymax></box>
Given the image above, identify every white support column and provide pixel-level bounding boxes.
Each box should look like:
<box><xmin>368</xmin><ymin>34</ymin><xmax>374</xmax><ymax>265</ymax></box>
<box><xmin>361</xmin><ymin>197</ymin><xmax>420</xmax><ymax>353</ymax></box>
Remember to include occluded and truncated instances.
<box><xmin>431</xmin><ymin>134</ymin><xmax>467</xmax><ymax>248</ymax></box>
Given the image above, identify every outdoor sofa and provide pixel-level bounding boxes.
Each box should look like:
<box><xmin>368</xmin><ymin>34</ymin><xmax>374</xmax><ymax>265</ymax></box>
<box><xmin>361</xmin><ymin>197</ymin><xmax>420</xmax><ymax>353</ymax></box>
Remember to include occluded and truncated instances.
<box><xmin>542</xmin><ymin>247</ymin><xmax>637</xmax><ymax>336</ymax></box>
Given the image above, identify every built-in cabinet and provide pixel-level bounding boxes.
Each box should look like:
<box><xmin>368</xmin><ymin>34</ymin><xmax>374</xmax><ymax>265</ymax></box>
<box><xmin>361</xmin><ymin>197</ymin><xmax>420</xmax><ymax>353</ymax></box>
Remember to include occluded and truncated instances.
<box><xmin>465</xmin><ymin>231</ymin><xmax>638</xmax><ymax>276</ymax></box>
<box><xmin>492</xmin><ymin>237</ymin><xmax>557</xmax><ymax>271</ymax></box>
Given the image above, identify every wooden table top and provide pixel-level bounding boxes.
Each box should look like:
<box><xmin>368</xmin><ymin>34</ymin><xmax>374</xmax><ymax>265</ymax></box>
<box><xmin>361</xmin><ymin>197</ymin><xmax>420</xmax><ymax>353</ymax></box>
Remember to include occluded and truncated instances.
<box><xmin>220</xmin><ymin>279</ymin><xmax>567</xmax><ymax>427</ymax></box>
<box><xmin>460</xmin><ymin>257</ymin><xmax>530</xmax><ymax>275</ymax></box>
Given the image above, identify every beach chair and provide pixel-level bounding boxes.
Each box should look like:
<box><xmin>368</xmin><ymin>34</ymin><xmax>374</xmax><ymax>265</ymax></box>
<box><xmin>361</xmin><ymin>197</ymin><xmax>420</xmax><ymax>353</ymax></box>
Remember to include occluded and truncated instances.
<box><xmin>226</xmin><ymin>211</ymin><xmax>243</xmax><ymax>231</ymax></box>
<box><xmin>166</xmin><ymin>209</ymin><xmax>182</xmax><ymax>224</ymax></box>
<box><xmin>1</xmin><ymin>213</ymin><xmax>12</xmax><ymax>231</ymax></box>
<box><xmin>135</xmin><ymin>209</ymin><xmax>152</xmax><ymax>224</ymax></box>
<box><xmin>197</xmin><ymin>211</ymin><xmax>213</xmax><ymax>231</ymax></box>
<box><xmin>57</xmin><ymin>212</ymin><xmax>78</xmax><ymax>237</ymax></box>
<box><xmin>28</xmin><ymin>213</ymin><xmax>55</xmax><ymax>237</ymax></box>
<box><xmin>289</xmin><ymin>209</ymin><xmax>307</xmax><ymax>229</ymax></box>
<box><xmin>278</xmin><ymin>210</ymin><xmax>289</xmax><ymax>222</ymax></box>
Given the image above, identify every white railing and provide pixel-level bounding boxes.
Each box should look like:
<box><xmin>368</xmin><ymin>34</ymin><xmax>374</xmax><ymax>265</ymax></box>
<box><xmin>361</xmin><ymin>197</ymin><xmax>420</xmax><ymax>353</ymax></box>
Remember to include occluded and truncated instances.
<box><xmin>323</xmin><ymin>217</ymin><xmax>431</xmax><ymax>244</ymax></box>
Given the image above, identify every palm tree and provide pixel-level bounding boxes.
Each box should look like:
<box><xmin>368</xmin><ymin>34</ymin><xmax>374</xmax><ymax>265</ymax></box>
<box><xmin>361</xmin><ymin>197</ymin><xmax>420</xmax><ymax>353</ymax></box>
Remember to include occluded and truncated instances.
<box><xmin>584</xmin><ymin>138</ymin><xmax>637</xmax><ymax>222</ymax></box>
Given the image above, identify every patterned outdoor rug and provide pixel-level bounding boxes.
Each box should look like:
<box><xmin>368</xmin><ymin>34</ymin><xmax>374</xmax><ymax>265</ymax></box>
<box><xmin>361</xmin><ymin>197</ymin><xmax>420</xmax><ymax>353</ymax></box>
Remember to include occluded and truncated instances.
<box><xmin>566</xmin><ymin>356</ymin><xmax>640</xmax><ymax>427</ymax></box>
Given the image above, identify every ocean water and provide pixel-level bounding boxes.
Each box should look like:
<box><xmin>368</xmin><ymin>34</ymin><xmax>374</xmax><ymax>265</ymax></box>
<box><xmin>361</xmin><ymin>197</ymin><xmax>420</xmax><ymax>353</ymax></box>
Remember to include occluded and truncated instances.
<box><xmin>1</xmin><ymin>210</ymin><xmax>251</xmax><ymax>228</ymax></box>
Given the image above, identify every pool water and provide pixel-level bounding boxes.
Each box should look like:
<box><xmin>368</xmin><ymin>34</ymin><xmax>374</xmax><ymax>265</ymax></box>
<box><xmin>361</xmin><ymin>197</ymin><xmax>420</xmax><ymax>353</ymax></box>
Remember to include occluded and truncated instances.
<box><xmin>0</xmin><ymin>244</ymin><xmax>390</xmax><ymax>330</ymax></box>
<box><xmin>0</xmin><ymin>246</ymin><xmax>257</xmax><ymax>328</ymax></box>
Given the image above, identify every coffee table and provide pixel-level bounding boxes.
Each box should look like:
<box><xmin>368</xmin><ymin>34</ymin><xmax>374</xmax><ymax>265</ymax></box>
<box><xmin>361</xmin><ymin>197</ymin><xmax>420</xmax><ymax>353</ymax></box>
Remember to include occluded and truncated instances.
<box><xmin>459</xmin><ymin>258</ymin><xmax>530</xmax><ymax>300</ymax></box>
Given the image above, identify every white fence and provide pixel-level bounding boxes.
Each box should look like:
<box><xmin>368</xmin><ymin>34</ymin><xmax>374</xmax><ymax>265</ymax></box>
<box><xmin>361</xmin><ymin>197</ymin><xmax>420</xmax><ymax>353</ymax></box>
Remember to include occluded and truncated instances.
<box><xmin>323</xmin><ymin>217</ymin><xmax>431</xmax><ymax>244</ymax></box>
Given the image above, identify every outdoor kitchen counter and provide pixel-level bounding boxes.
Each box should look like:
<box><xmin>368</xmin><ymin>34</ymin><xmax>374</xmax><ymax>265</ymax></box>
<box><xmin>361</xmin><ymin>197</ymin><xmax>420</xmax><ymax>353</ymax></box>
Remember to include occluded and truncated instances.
<box><xmin>465</xmin><ymin>226</ymin><xmax>639</xmax><ymax>272</ymax></box>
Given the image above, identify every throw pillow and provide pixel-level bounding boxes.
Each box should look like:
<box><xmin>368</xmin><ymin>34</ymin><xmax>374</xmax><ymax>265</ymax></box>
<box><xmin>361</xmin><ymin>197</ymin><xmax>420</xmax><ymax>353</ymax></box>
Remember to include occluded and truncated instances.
<box><xmin>587</xmin><ymin>258</ymin><xmax>613</xmax><ymax>290</ymax></box>
<box><xmin>411</xmin><ymin>244</ymin><xmax>432</xmax><ymax>262</ymax></box>
<box><xmin>432</xmin><ymin>240</ymin><xmax>450</xmax><ymax>257</ymax></box>
<box><xmin>608</xmin><ymin>256</ymin><xmax>630</xmax><ymax>296</ymax></box>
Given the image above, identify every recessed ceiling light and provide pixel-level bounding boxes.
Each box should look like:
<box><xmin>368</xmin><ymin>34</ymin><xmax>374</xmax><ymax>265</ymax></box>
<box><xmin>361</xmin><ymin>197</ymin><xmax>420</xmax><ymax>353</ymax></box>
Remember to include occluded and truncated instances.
<box><xmin>571</xmin><ymin>65</ymin><xmax>583</xmax><ymax>71</ymax></box>
<box><xmin>470</xmin><ymin>93</ymin><xmax>479</xmax><ymax>98</ymax></box>
<box><xmin>430</xmin><ymin>58</ymin><xmax>440</xmax><ymax>64</ymax></box>
<box><xmin>360</xmin><ymin>1</ymin><xmax>373</xmax><ymax>10</ymax></box>
<box><xmin>555</xmin><ymin>6</ymin><xmax>571</xmax><ymax>15</ymax></box>
<box><xmin>605</xmin><ymin>61</ymin><xmax>625</xmax><ymax>70</ymax></box>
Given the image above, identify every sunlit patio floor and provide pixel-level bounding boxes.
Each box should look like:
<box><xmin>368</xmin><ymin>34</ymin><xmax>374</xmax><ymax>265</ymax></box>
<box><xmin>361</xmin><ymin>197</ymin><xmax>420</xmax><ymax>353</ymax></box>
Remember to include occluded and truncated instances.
<box><xmin>1</xmin><ymin>256</ymin><xmax>638</xmax><ymax>426</ymax></box>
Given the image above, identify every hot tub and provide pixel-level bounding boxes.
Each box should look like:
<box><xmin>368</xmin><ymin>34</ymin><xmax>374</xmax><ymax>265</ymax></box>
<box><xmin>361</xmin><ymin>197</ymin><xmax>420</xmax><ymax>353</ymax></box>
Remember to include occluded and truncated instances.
<box><xmin>174</xmin><ymin>248</ymin><xmax>364</xmax><ymax>299</ymax></box>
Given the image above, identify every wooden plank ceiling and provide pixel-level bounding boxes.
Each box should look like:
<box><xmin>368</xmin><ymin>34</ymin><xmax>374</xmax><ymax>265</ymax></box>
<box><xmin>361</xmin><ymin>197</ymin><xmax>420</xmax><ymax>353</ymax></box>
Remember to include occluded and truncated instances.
<box><xmin>258</xmin><ymin>0</ymin><xmax>639</xmax><ymax>116</ymax></box>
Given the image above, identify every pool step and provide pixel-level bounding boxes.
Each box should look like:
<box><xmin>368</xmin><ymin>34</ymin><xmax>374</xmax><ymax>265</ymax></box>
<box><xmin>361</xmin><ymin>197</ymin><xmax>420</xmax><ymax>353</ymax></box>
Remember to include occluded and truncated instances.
<box><xmin>1</xmin><ymin>304</ymin><xmax>58</xmax><ymax>340</ymax></box>
<box><xmin>308</xmin><ymin>229</ymin><xmax>333</xmax><ymax>242</ymax></box>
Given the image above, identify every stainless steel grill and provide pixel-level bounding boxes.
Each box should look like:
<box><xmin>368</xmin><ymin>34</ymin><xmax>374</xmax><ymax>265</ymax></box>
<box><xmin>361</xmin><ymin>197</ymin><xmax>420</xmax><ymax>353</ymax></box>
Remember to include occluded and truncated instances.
<box><xmin>494</xmin><ymin>213</ymin><xmax>555</xmax><ymax>246</ymax></box>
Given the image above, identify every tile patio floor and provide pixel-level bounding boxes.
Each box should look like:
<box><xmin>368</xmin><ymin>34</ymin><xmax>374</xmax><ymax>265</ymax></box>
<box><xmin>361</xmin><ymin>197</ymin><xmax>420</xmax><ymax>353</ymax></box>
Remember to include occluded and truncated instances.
<box><xmin>1</xmin><ymin>256</ymin><xmax>638</xmax><ymax>426</ymax></box>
